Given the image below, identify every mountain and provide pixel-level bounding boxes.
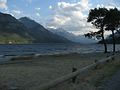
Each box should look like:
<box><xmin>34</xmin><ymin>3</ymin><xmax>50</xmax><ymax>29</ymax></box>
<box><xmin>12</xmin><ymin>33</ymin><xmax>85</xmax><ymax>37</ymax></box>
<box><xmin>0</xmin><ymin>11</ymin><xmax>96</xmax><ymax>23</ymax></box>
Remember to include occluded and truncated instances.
<box><xmin>19</xmin><ymin>17</ymin><xmax>72</xmax><ymax>43</ymax></box>
<box><xmin>48</xmin><ymin>28</ymin><xmax>97</xmax><ymax>44</ymax></box>
<box><xmin>0</xmin><ymin>12</ymin><xmax>32</xmax><ymax>44</ymax></box>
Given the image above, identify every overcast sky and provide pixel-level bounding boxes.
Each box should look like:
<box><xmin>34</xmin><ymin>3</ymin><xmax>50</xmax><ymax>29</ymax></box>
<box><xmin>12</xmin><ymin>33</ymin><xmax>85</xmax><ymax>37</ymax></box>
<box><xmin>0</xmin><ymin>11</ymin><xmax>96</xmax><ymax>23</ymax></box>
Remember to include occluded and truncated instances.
<box><xmin>0</xmin><ymin>0</ymin><xmax>120</xmax><ymax>35</ymax></box>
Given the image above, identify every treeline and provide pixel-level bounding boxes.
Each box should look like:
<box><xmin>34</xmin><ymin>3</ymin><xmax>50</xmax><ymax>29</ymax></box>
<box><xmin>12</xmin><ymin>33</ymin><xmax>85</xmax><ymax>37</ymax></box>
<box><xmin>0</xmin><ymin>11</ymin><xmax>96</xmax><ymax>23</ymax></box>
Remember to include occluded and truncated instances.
<box><xmin>85</xmin><ymin>7</ymin><xmax>120</xmax><ymax>53</ymax></box>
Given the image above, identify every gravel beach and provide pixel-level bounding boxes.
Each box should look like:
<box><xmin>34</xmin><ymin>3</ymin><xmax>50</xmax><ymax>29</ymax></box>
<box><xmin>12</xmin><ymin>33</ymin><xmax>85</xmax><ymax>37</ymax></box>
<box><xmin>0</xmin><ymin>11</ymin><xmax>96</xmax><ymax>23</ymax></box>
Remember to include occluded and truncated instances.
<box><xmin>0</xmin><ymin>53</ymin><xmax>112</xmax><ymax>90</ymax></box>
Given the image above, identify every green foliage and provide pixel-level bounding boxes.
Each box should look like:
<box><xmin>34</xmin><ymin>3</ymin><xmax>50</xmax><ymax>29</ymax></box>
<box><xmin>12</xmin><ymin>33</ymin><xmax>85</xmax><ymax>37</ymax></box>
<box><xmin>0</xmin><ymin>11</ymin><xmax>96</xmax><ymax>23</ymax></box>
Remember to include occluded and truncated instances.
<box><xmin>87</xmin><ymin>8</ymin><xmax>108</xmax><ymax>29</ymax></box>
<box><xmin>86</xmin><ymin>8</ymin><xmax>120</xmax><ymax>39</ymax></box>
<box><xmin>0</xmin><ymin>33</ymin><xmax>32</xmax><ymax>44</ymax></box>
<box><xmin>85</xmin><ymin>8</ymin><xmax>109</xmax><ymax>41</ymax></box>
<box><xmin>85</xmin><ymin>7</ymin><xmax>120</xmax><ymax>53</ymax></box>
<box><xmin>105</xmin><ymin>8</ymin><xmax>120</xmax><ymax>31</ymax></box>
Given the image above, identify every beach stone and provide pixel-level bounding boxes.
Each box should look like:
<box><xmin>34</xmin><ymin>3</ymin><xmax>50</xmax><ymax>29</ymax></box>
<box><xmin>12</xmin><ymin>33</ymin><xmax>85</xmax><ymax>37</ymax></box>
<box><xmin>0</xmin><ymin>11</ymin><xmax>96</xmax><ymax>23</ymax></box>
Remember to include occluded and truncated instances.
<box><xmin>10</xmin><ymin>86</ymin><xmax>19</xmax><ymax>90</ymax></box>
<box><xmin>96</xmin><ymin>86</ymin><xmax>105</xmax><ymax>90</ymax></box>
<box><xmin>0</xmin><ymin>84</ymin><xmax>9</xmax><ymax>90</ymax></box>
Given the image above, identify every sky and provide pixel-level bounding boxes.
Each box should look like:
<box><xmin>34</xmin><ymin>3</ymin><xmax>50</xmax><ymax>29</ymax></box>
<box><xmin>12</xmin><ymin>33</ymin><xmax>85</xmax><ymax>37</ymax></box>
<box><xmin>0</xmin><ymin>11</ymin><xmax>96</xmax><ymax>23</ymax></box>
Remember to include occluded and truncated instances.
<box><xmin>0</xmin><ymin>0</ymin><xmax>120</xmax><ymax>35</ymax></box>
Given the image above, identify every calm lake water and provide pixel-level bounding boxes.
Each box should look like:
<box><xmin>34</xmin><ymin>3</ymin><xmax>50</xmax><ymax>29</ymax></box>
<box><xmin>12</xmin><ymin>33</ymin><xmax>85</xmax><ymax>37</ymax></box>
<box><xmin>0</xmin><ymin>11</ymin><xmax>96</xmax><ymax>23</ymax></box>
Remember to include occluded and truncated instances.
<box><xmin>0</xmin><ymin>43</ymin><xmax>120</xmax><ymax>56</ymax></box>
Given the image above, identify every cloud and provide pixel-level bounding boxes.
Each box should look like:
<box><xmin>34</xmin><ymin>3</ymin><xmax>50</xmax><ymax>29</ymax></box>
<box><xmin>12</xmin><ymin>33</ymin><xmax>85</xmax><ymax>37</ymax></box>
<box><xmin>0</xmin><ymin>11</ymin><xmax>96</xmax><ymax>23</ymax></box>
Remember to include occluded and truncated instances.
<box><xmin>36</xmin><ymin>12</ymin><xmax>40</xmax><ymax>17</ymax></box>
<box><xmin>26</xmin><ymin>0</ymin><xmax>32</xmax><ymax>3</ymax></box>
<box><xmin>49</xmin><ymin>5</ymin><xmax>52</xmax><ymax>9</ymax></box>
<box><xmin>96</xmin><ymin>4</ymin><xmax>120</xmax><ymax>10</ymax></box>
<box><xmin>0</xmin><ymin>0</ymin><xmax>7</xmax><ymax>10</ymax></box>
<box><xmin>46</xmin><ymin>0</ymin><xmax>119</xmax><ymax>35</ymax></box>
<box><xmin>12</xmin><ymin>10</ymin><xmax>21</xmax><ymax>14</ymax></box>
<box><xmin>35</xmin><ymin>7</ymin><xmax>41</xmax><ymax>11</ymax></box>
<box><xmin>35</xmin><ymin>7</ymin><xmax>41</xmax><ymax>17</ymax></box>
<box><xmin>10</xmin><ymin>10</ymin><xmax>24</xmax><ymax>18</ymax></box>
<box><xmin>46</xmin><ymin>0</ymin><xmax>97</xmax><ymax>35</ymax></box>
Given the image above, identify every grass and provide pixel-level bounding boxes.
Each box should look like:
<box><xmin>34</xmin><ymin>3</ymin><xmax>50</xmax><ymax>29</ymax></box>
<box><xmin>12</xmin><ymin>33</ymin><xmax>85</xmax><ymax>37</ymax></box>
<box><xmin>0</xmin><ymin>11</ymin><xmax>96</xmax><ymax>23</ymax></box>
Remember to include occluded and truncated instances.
<box><xmin>84</xmin><ymin>55</ymin><xmax>120</xmax><ymax>88</ymax></box>
<box><xmin>0</xmin><ymin>33</ymin><xmax>32</xmax><ymax>44</ymax></box>
<box><xmin>94</xmin><ymin>62</ymin><xmax>120</xmax><ymax>87</ymax></box>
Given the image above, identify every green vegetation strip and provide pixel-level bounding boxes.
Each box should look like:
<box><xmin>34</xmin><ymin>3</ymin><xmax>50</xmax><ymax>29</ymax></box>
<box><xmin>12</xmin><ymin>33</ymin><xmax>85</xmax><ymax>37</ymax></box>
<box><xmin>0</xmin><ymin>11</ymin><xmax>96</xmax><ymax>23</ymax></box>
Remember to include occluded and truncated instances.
<box><xmin>0</xmin><ymin>33</ymin><xmax>31</xmax><ymax>44</ymax></box>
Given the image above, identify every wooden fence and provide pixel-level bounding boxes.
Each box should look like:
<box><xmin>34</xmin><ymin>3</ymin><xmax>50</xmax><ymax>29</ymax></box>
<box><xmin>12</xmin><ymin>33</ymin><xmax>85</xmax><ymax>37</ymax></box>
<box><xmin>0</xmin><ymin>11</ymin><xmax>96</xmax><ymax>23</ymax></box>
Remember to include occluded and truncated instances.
<box><xmin>38</xmin><ymin>55</ymin><xmax>115</xmax><ymax>90</ymax></box>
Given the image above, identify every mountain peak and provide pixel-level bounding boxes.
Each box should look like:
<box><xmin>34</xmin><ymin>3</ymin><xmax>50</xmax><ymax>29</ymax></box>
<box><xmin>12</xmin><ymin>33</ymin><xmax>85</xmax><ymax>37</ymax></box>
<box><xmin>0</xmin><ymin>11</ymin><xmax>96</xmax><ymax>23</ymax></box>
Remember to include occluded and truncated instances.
<box><xmin>0</xmin><ymin>12</ymin><xmax>17</xmax><ymax>22</ymax></box>
<box><xmin>19</xmin><ymin>17</ymin><xmax>33</xmax><ymax>22</ymax></box>
<box><xmin>19</xmin><ymin>17</ymin><xmax>42</xmax><ymax>28</ymax></box>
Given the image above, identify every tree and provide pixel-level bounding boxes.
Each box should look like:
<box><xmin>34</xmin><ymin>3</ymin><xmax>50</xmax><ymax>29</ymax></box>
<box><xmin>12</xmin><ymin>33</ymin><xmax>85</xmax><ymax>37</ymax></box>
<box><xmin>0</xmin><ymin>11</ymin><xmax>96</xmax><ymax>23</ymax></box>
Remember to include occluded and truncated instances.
<box><xmin>104</xmin><ymin>8</ymin><xmax>120</xmax><ymax>53</ymax></box>
<box><xmin>85</xmin><ymin>8</ymin><xmax>108</xmax><ymax>53</ymax></box>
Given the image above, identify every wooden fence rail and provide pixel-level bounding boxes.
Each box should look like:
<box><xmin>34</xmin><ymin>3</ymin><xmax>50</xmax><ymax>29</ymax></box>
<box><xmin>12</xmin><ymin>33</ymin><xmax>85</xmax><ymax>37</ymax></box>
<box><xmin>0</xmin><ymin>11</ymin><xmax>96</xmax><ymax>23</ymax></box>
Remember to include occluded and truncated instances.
<box><xmin>38</xmin><ymin>55</ymin><xmax>115</xmax><ymax>90</ymax></box>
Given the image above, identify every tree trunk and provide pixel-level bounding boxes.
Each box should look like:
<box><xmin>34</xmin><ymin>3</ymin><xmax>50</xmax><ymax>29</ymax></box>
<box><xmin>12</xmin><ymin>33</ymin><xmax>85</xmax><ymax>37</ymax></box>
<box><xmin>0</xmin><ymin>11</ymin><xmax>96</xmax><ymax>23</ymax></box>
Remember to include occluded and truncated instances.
<box><xmin>112</xmin><ymin>30</ymin><xmax>115</xmax><ymax>53</ymax></box>
<box><xmin>101</xmin><ymin>32</ymin><xmax>107</xmax><ymax>53</ymax></box>
<box><xmin>101</xmin><ymin>26</ymin><xmax>107</xmax><ymax>53</ymax></box>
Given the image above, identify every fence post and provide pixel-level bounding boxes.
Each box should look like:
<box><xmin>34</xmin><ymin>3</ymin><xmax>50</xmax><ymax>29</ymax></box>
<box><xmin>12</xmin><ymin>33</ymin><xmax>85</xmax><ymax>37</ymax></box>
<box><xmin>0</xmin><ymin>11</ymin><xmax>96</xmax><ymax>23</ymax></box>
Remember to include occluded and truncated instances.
<box><xmin>72</xmin><ymin>67</ymin><xmax>77</xmax><ymax>83</ymax></box>
<box><xmin>94</xmin><ymin>60</ymin><xmax>100</xmax><ymax>69</ymax></box>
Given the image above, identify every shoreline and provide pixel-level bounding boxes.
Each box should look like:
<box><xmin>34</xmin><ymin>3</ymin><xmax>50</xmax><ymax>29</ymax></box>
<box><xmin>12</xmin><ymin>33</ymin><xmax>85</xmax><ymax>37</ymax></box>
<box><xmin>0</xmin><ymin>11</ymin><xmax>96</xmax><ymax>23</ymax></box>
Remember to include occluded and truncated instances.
<box><xmin>0</xmin><ymin>52</ymin><xmax>114</xmax><ymax>66</ymax></box>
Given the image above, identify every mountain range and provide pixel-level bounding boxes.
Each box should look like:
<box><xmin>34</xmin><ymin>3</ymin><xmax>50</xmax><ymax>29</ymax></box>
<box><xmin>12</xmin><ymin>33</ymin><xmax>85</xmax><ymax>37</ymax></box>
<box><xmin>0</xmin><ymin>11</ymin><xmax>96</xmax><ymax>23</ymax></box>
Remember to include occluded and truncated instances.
<box><xmin>48</xmin><ymin>28</ymin><xmax>97</xmax><ymax>44</ymax></box>
<box><xmin>0</xmin><ymin>12</ymin><xmax>32</xmax><ymax>44</ymax></box>
<box><xmin>0</xmin><ymin>12</ymin><xmax>102</xmax><ymax>44</ymax></box>
<box><xmin>19</xmin><ymin>17</ymin><xmax>71</xmax><ymax>43</ymax></box>
<box><xmin>0</xmin><ymin>12</ymin><xmax>71</xmax><ymax>44</ymax></box>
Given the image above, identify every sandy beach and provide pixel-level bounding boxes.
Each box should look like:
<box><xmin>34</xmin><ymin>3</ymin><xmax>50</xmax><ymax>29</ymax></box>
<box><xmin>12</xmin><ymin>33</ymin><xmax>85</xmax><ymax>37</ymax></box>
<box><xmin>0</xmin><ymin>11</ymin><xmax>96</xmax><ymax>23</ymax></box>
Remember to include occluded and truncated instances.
<box><xmin>0</xmin><ymin>52</ymin><xmax>114</xmax><ymax>90</ymax></box>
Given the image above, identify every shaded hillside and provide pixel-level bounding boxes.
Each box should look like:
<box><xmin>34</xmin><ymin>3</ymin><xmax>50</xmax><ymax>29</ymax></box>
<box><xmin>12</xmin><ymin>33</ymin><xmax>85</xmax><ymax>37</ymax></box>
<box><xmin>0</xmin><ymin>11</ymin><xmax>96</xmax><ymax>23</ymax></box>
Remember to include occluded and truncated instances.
<box><xmin>0</xmin><ymin>12</ymin><xmax>71</xmax><ymax>44</ymax></box>
<box><xmin>19</xmin><ymin>17</ymin><xmax>72</xmax><ymax>43</ymax></box>
<box><xmin>0</xmin><ymin>12</ymin><xmax>32</xmax><ymax>44</ymax></box>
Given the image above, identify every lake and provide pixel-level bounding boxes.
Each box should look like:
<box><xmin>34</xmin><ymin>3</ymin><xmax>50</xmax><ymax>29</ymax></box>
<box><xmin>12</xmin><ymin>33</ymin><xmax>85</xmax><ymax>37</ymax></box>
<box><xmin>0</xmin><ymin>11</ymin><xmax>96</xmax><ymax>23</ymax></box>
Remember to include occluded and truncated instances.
<box><xmin>0</xmin><ymin>43</ymin><xmax>120</xmax><ymax>56</ymax></box>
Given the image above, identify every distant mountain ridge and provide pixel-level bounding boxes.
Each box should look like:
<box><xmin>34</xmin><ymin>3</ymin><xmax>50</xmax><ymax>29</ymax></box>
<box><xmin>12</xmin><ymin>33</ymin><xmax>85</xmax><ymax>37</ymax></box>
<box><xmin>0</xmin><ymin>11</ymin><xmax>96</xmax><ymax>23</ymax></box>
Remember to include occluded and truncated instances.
<box><xmin>19</xmin><ymin>17</ymin><xmax>72</xmax><ymax>43</ymax></box>
<box><xmin>48</xmin><ymin>28</ymin><xmax>97</xmax><ymax>44</ymax></box>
